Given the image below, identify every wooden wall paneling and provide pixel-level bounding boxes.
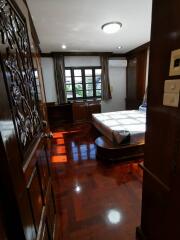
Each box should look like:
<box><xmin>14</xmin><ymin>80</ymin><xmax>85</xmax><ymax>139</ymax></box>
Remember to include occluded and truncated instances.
<box><xmin>126</xmin><ymin>47</ymin><xmax>148</xmax><ymax>109</ymax></box>
<box><xmin>140</xmin><ymin>171</ymin><xmax>170</xmax><ymax>240</ymax></box>
<box><xmin>136</xmin><ymin>49</ymin><xmax>147</xmax><ymax>101</ymax></box>
<box><xmin>138</xmin><ymin>0</ymin><xmax>180</xmax><ymax>239</ymax></box>
<box><xmin>0</xmin><ymin>207</ymin><xmax>8</xmax><ymax>240</ymax></box>
<box><xmin>126</xmin><ymin>57</ymin><xmax>137</xmax><ymax>109</ymax></box>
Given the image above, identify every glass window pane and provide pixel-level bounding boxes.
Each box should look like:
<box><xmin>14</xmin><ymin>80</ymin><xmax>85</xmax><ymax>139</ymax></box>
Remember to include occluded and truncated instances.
<box><xmin>65</xmin><ymin>84</ymin><xmax>72</xmax><ymax>91</ymax></box>
<box><xmin>96</xmin><ymin>90</ymin><xmax>101</xmax><ymax>96</ymax></box>
<box><xmin>36</xmin><ymin>79</ymin><xmax>39</xmax><ymax>86</ymax></box>
<box><xmin>74</xmin><ymin>69</ymin><xmax>82</xmax><ymax>76</ymax></box>
<box><xmin>75</xmin><ymin>77</ymin><xmax>82</xmax><ymax>83</ymax></box>
<box><xmin>96</xmin><ymin>76</ymin><xmax>101</xmax><ymax>83</ymax></box>
<box><xmin>86</xmin><ymin>91</ymin><xmax>93</xmax><ymax>97</ymax></box>
<box><xmin>75</xmin><ymin>84</ymin><xmax>83</xmax><ymax>91</ymax></box>
<box><xmin>96</xmin><ymin>82</ymin><xmax>101</xmax><ymax>89</ymax></box>
<box><xmin>34</xmin><ymin>70</ymin><xmax>38</xmax><ymax>78</ymax></box>
<box><xmin>95</xmin><ymin>69</ymin><xmax>101</xmax><ymax>75</ymax></box>
<box><xmin>67</xmin><ymin>92</ymin><xmax>73</xmax><ymax>98</ymax></box>
<box><xmin>85</xmin><ymin>69</ymin><xmax>92</xmax><ymax>76</ymax></box>
<box><xmin>85</xmin><ymin>76</ymin><xmax>93</xmax><ymax>83</ymax></box>
<box><xmin>65</xmin><ymin>77</ymin><xmax>72</xmax><ymax>84</ymax></box>
<box><xmin>65</xmin><ymin>69</ymin><xmax>71</xmax><ymax>77</ymax></box>
<box><xmin>86</xmin><ymin>84</ymin><xmax>93</xmax><ymax>90</ymax></box>
<box><xmin>76</xmin><ymin>91</ymin><xmax>83</xmax><ymax>98</ymax></box>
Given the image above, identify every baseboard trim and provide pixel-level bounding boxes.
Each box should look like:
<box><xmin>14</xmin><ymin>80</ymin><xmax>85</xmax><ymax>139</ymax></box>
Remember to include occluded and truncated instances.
<box><xmin>136</xmin><ymin>226</ymin><xmax>147</xmax><ymax>240</ymax></box>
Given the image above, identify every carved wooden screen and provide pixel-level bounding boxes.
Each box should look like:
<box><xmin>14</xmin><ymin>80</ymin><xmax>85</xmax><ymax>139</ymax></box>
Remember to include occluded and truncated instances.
<box><xmin>0</xmin><ymin>0</ymin><xmax>41</xmax><ymax>159</ymax></box>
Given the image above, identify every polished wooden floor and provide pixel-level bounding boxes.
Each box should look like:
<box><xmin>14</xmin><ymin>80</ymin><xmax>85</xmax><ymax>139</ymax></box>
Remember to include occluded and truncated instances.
<box><xmin>51</xmin><ymin>123</ymin><xmax>143</xmax><ymax>240</ymax></box>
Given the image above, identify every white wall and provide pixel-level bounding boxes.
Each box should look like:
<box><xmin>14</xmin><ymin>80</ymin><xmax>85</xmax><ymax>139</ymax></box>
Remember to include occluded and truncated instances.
<box><xmin>101</xmin><ymin>59</ymin><xmax>127</xmax><ymax>112</ymax></box>
<box><xmin>41</xmin><ymin>56</ymin><xmax>127</xmax><ymax>111</ymax></box>
<box><xmin>41</xmin><ymin>58</ymin><xmax>57</xmax><ymax>103</ymax></box>
<box><xmin>65</xmin><ymin>56</ymin><xmax>100</xmax><ymax>67</ymax></box>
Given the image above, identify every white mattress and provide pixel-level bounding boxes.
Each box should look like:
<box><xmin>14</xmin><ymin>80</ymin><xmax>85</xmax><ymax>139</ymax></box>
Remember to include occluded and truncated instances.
<box><xmin>92</xmin><ymin>110</ymin><xmax>146</xmax><ymax>143</ymax></box>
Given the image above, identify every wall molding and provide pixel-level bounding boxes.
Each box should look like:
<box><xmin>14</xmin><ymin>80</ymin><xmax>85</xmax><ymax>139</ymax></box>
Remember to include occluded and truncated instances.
<box><xmin>41</xmin><ymin>52</ymin><xmax>126</xmax><ymax>58</ymax></box>
<box><xmin>40</xmin><ymin>43</ymin><xmax>150</xmax><ymax>59</ymax></box>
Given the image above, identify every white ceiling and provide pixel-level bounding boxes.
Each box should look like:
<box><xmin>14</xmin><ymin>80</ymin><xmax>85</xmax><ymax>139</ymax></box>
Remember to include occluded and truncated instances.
<box><xmin>27</xmin><ymin>0</ymin><xmax>152</xmax><ymax>53</ymax></box>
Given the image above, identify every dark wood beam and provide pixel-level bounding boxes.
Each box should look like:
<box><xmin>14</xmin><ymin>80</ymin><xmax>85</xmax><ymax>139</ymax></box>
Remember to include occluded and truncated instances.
<box><xmin>40</xmin><ymin>43</ymin><xmax>150</xmax><ymax>59</ymax></box>
<box><xmin>41</xmin><ymin>52</ymin><xmax>53</xmax><ymax>58</ymax></box>
<box><xmin>41</xmin><ymin>52</ymin><xmax>126</xmax><ymax>58</ymax></box>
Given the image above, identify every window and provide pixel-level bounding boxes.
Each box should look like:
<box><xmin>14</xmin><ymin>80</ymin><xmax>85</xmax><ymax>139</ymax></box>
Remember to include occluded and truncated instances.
<box><xmin>65</xmin><ymin>67</ymin><xmax>102</xmax><ymax>100</ymax></box>
<box><xmin>34</xmin><ymin>69</ymin><xmax>41</xmax><ymax>101</ymax></box>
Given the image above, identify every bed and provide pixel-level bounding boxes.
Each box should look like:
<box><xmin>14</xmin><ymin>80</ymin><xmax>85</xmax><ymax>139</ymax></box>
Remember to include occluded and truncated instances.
<box><xmin>92</xmin><ymin>110</ymin><xmax>146</xmax><ymax>144</ymax></box>
<box><xmin>92</xmin><ymin>110</ymin><xmax>146</xmax><ymax>161</ymax></box>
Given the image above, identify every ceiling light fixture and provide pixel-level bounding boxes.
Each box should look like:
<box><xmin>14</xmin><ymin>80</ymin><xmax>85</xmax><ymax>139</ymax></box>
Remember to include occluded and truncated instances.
<box><xmin>117</xmin><ymin>46</ymin><xmax>122</xmax><ymax>49</ymax></box>
<box><xmin>107</xmin><ymin>209</ymin><xmax>122</xmax><ymax>224</ymax></box>
<box><xmin>74</xmin><ymin>185</ymin><xmax>82</xmax><ymax>193</ymax></box>
<box><xmin>62</xmin><ymin>44</ymin><xmax>67</xmax><ymax>49</ymax></box>
<box><xmin>102</xmin><ymin>22</ymin><xmax>122</xmax><ymax>34</ymax></box>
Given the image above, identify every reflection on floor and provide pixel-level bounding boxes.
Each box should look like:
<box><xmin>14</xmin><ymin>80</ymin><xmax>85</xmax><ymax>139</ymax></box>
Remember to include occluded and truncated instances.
<box><xmin>51</xmin><ymin>123</ymin><xmax>143</xmax><ymax>240</ymax></box>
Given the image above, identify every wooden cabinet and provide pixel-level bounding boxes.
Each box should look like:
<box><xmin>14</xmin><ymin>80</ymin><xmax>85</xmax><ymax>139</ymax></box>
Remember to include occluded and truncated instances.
<box><xmin>46</xmin><ymin>101</ymin><xmax>100</xmax><ymax>127</ymax></box>
<box><xmin>126</xmin><ymin>47</ymin><xmax>148</xmax><ymax>109</ymax></box>
<box><xmin>47</xmin><ymin>103</ymin><xmax>73</xmax><ymax>129</ymax></box>
<box><xmin>72</xmin><ymin>101</ymin><xmax>101</xmax><ymax>123</ymax></box>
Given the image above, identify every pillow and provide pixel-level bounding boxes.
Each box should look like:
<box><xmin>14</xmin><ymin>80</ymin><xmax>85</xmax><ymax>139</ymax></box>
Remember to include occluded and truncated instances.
<box><xmin>139</xmin><ymin>104</ymin><xmax>147</xmax><ymax>112</ymax></box>
<box><xmin>139</xmin><ymin>88</ymin><xmax>147</xmax><ymax>111</ymax></box>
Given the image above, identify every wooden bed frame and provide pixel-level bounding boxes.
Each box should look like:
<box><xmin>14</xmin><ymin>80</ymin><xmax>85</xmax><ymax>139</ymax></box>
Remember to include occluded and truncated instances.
<box><xmin>95</xmin><ymin>135</ymin><xmax>145</xmax><ymax>162</ymax></box>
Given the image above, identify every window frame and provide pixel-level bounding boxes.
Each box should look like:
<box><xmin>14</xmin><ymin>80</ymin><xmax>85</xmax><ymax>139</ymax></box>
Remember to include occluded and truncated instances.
<box><xmin>65</xmin><ymin>66</ymin><xmax>102</xmax><ymax>100</ymax></box>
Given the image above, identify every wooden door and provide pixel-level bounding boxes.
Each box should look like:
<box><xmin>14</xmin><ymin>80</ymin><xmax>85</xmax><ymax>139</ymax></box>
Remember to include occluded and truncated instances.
<box><xmin>0</xmin><ymin>207</ymin><xmax>7</xmax><ymax>240</ymax></box>
<box><xmin>137</xmin><ymin>0</ymin><xmax>180</xmax><ymax>239</ymax></box>
<box><xmin>0</xmin><ymin>1</ymin><xmax>57</xmax><ymax>240</ymax></box>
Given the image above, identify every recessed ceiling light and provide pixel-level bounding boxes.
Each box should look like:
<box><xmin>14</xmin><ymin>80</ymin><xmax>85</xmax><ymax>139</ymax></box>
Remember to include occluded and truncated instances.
<box><xmin>102</xmin><ymin>22</ymin><xmax>122</xmax><ymax>34</ymax></box>
<box><xmin>117</xmin><ymin>46</ymin><xmax>122</xmax><ymax>49</ymax></box>
<box><xmin>106</xmin><ymin>209</ymin><xmax>122</xmax><ymax>224</ymax></box>
<box><xmin>74</xmin><ymin>185</ymin><xmax>81</xmax><ymax>193</ymax></box>
<box><xmin>62</xmin><ymin>44</ymin><xmax>67</xmax><ymax>49</ymax></box>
